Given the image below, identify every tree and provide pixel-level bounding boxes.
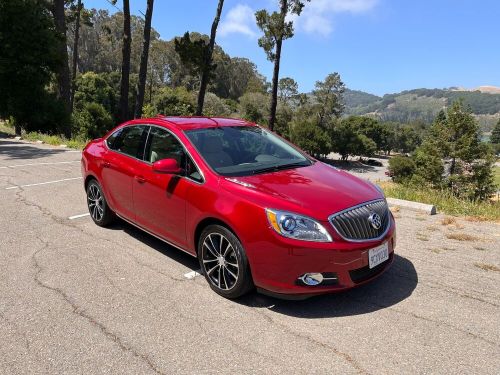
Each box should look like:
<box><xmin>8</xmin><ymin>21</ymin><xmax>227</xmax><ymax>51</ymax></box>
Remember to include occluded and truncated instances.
<box><xmin>491</xmin><ymin>119</ymin><xmax>500</xmax><ymax>144</ymax></box>
<box><xmin>51</xmin><ymin>0</ymin><xmax>72</xmax><ymax>137</ymax></box>
<box><xmin>196</xmin><ymin>0</ymin><xmax>224</xmax><ymax>115</ymax></box>
<box><xmin>255</xmin><ymin>0</ymin><xmax>309</xmax><ymax>130</ymax></box>
<box><xmin>312</xmin><ymin>73</ymin><xmax>345</xmax><ymax>128</ymax></box>
<box><xmin>278</xmin><ymin>77</ymin><xmax>298</xmax><ymax>105</ymax></box>
<box><xmin>119</xmin><ymin>0</ymin><xmax>131</xmax><ymax>122</ymax></box>
<box><xmin>70</xmin><ymin>0</ymin><xmax>82</xmax><ymax>109</ymax></box>
<box><xmin>330</xmin><ymin>121</ymin><xmax>361</xmax><ymax>161</ymax></box>
<box><xmin>0</xmin><ymin>0</ymin><xmax>62</xmax><ymax>135</ymax></box>
<box><xmin>134</xmin><ymin>0</ymin><xmax>154</xmax><ymax>118</ymax></box>
<box><xmin>415</xmin><ymin>100</ymin><xmax>496</xmax><ymax>200</ymax></box>
<box><xmin>290</xmin><ymin>119</ymin><xmax>330</xmax><ymax>157</ymax></box>
<box><xmin>174</xmin><ymin>33</ymin><xmax>213</xmax><ymax>91</ymax></box>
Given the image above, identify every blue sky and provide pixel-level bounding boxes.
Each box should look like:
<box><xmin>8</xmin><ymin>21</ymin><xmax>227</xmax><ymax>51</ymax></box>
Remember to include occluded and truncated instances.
<box><xmin>85</xmin><ymin>0</ymin><xmax>500</xmax><ymax>96</ymax></box>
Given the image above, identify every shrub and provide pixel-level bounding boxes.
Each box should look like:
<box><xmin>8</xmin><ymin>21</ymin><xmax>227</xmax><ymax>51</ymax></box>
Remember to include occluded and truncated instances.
<box><xmin>203</xmin><ymin>92</ymin><xmax>231</xmax><ymax>117</ymax></box>
<box><xmin>239</xmin><ymin>92</ymin><xmax>269</xmax><ymax>124</ymax></box>
<box><xmin>152</xmin><ymin>86</ymin><xmax>195</xmax><ymax>116</ymax></box>
<box><xmin>73</xmin><ymin>102</ymin><xmax>114</xmax><ymax>139</ymax></box>
<box><xmin>74</xmin><ymin>72</ymin><xmax>117</xmax><ymax>114</ymax></box>
<box><xmin>388</xmin><ymin>156</ymin><xmax>416</xmax><ymax>183</ymax></box>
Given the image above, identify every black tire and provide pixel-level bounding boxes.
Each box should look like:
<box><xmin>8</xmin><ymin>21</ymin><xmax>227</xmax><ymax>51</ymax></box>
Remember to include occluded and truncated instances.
<box><xmin>86</xmin><ymin>179</ymin><xmax>115</xmax><ymax>227</ymax></box>
<box><xmin>198</xmin><ymin>225</ymin><xmax>253</xmax><ymax>299</ymax></box>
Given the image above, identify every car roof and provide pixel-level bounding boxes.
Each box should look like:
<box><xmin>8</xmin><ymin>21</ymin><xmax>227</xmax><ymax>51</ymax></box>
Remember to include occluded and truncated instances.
<box><xmin>158</xmin><ymin>116</ymin><xmax>257</xmax><ymax>130</ymax></box>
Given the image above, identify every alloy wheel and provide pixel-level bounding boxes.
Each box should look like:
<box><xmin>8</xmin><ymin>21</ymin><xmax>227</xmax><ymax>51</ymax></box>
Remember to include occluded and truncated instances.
<box><xmin>202</xmin><ymin>233</ymin><xmax>239</xmax><ymax>290</ymax></box>
<box><xmin>87</xmin><ymin>184</ymin><xmax>104</xmax><ymax>222</ymax></box>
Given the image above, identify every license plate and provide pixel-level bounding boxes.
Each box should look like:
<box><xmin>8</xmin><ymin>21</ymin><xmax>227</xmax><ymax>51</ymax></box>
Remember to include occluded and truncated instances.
<box><xmin>368</xmin><ymin>242</ymin><xmax>389</xmax><ymax>269</ymax></box>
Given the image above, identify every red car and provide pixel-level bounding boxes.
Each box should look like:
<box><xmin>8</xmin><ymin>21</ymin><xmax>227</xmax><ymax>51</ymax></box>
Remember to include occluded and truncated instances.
<box><xmin>82</xmin><ymin>117</ymin><xmax>395</xmax><ymax>299</ymax></box>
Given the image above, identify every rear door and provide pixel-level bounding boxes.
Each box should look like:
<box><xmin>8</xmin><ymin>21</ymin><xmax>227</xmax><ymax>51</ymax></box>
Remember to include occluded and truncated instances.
<box><xmin>101</xmin><ymin>125</ymin><xmax>149</xmax><ymax>221</ymax></box>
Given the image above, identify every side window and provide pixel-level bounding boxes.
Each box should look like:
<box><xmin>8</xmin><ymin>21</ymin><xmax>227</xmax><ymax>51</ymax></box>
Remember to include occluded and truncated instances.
<box><xmin>146</xmin><ymin>127</ymin><xmax>204</xmax><ymax>183</ymax></box>
<box><xmin>106</xmin><ymin>128</ymin><xmax>122</xmax><ymax>150</ymax></box>
<box><xmin>145</xmin><ymin>127</ymin><xmax>185</xmax><ymax>166</ymax></box>
<box><xmin>107</xmin><ymin>125</ymin><xmax>148</xmax><ymax>159</ymax></box>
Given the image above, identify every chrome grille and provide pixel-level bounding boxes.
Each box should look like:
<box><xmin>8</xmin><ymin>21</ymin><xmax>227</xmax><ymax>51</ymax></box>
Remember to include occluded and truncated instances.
<box><xmin>329</xmin><ymin>199</ymin><xmax>390</xmax><ymax>241</ymax></box>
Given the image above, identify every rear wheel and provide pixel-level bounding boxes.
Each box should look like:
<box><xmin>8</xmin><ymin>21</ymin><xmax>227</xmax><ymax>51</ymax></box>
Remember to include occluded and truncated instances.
<box><xmin>86</xmin><ymin>179</ymin><xmax>115</xmax><ymax>227</ymax></box>
<box><xmin>198</xmin><ymin>225</ymin><xmax>253</xmax><ymax>299</ymax></box>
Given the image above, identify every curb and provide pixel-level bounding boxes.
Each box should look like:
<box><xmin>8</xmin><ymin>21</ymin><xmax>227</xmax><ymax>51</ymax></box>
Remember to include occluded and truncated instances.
<box><xmin>386</xmin><ymin>197</ymin><xmax>437</xmax><ymax>215</ymax></box>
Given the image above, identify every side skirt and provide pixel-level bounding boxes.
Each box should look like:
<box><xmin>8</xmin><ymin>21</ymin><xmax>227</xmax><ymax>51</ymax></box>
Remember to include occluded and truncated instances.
<box><xmin>116</xmin><ymin>213</ymin><xmax>197</xmax><ymax>259</ymax></box>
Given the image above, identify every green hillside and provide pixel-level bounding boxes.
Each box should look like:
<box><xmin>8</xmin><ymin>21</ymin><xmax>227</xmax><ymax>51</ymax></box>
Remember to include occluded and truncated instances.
<box><xmin>344</xmin><ymin>88</ymin><xmax>500</xmax><ymax>132</ymax></box>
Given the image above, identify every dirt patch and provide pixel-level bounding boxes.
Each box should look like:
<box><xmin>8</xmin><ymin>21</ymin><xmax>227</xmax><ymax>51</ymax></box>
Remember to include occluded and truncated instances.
<box><xmin>446</xmin><ymin>232</ymin><xmax>480</xmax><ymax>241</ymax></box>
<box><xmin>474</xmin><ymin>263</ymin><xmax>500</xmax><ymax>272</ymax></box>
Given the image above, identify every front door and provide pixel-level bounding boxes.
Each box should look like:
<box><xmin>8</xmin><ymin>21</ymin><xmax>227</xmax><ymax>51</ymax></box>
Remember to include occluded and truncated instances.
<box><xmin>133</xmin><ymin>126</ymin><xmax>191</xmax><ymax>249</ymax></box>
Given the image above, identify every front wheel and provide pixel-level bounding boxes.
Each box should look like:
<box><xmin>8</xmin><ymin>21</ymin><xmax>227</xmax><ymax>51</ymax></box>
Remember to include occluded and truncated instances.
<box><xmin>86</xmin><ymin>179</ymin><xmax>115</xmax><ymax>227</ymax></box>
<box><xmin>198</xmin><ymin>225</ymin><xmax>253</xmax><ymax>299</ymax></box>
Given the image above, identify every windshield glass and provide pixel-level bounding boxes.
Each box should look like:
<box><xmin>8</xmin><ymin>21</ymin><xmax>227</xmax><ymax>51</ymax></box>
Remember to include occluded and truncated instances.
<box><xmin>184</xmin><ymin>126</ymin><xmax>312</xmax><ymax>176</ymax></box>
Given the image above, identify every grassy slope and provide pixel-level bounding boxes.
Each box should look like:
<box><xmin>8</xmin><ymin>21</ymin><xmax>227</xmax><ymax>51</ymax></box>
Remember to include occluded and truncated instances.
<box><xmin>380</xmin><ymin>181</ymin><xmax>500</xmax><ymax>221</ymax></box>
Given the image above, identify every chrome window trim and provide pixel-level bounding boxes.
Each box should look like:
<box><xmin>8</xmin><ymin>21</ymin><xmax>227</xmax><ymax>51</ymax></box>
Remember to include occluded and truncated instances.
<box><xmin>328</xmin><ymin>198</ymin><xmax>391</xmax><ymax>243</ymax></box>
<box><xmin>104</xmin><ymin>123</ymin><xmax>205</xmax><ymax>185</ymax></box>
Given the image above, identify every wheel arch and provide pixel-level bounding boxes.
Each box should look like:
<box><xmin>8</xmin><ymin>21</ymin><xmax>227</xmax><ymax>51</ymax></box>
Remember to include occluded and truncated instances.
<box><xmin>84</xmin><ymin>174</ymin><xmax>97</xmax><ymax>190</ymax></box>
<box><xmin>194</xmin><ymin>217</ymin><xmax>241</xmax><ymax>257</ymax></box>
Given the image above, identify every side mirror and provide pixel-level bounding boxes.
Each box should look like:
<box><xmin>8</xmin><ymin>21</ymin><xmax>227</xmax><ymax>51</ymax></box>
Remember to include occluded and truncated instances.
<box><xmin>152</xmin><ymin>158</ymin><xmax>183</xmax><ymax>174</ymax></box>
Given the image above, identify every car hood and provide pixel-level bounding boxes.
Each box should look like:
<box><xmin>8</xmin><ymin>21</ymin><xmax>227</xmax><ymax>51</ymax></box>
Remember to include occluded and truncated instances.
<box><xmin>220</xmin><ymin>161</ymin><xmax>383</xmax><ymax>220</ymax></box>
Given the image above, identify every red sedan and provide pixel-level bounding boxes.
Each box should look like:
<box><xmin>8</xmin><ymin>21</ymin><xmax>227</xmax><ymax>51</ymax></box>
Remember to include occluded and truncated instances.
<box><xmin>81</xmin><ymin>117</ymin><xmax>395</xmax><ymax>299</ymax></box>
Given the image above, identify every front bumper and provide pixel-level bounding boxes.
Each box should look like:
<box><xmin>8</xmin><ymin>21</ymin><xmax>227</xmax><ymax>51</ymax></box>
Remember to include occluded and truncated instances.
<box><xmin>247</xmin><ymin>219</ymin><xmax>396</xmax><ymax>298</ymax></box>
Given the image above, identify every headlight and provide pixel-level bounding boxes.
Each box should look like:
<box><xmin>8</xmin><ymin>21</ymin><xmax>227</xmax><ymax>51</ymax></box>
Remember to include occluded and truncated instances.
<box><xmin>265</xmin><ymin>209</ymin><xmax>332</xmax><ymax>242</ymax></box>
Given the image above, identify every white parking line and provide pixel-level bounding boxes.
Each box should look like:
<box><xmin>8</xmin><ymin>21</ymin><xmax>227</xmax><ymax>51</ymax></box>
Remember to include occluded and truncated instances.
<box><xmin>68</xmin><ymin>213</ymin><xmax>90</xmax><ymax>220</ymax></box>
<box><xmin>5</xmin><ymin>177</ymin><xmax>83</xmax><ymax>190</ymax></box>
<box><xmin>184</xmin><ymin>270</ymin><xmax>202</xmax><ymax>279</ymax></box>
<box><xmin>0</xmin><ymin>161</ymin><xmax>80</xmax><ymax>169</ymax></box>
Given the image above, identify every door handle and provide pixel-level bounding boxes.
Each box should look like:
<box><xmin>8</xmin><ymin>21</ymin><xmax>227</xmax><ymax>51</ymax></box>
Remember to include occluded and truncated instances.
<box><xmin>135</xmin><ymin>175</ymin><xmax>146</xmax><ymax>184</ymax></box>
<box><xmin>103</xmin><ymin>161</ymin><xmax>111</xmax><ymax>168</ymax></box>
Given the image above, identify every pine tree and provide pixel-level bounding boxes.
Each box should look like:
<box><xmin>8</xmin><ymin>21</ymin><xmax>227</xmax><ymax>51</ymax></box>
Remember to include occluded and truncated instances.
<box><xmin>415</xmin><ymin>100</ymin><xmax>495</xmax><ymax>200</ymax></box>
<box><xmin>119</xmin><ymin>0</ymin><xmax>131</xmax><ymax>122</ymax></box>
<box><xmin>134</xmin><ymin>0</ymin><xmax>155</xmax><ymax>118</ymax></box>
<box><xmin>255</xmin><ymin>0</ymin><xmax>309</xmax><ymax>130</ymax></box>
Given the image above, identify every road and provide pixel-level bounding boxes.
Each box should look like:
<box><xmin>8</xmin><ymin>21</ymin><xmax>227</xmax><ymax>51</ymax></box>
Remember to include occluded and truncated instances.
<box><xmin>1</xmin><ymin>137</ymin><xmax>499</xmax><ymax>374</ymax></box>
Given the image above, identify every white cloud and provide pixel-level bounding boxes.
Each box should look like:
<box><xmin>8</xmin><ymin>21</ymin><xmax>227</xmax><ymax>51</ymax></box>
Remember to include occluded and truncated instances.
<box><xmin>219</xmin><ymin>1</ymin><xmax>378</xmax><ymax>39</ymax></box>
<box><xmin>219</xmin><ymin>4</ymin><xmax>257</xmax><ymax>38</ymax></box>
<box><xmin>296</xmin><ymin>0</ymin><xmax>378</xmax><ymax>36</ymax></box>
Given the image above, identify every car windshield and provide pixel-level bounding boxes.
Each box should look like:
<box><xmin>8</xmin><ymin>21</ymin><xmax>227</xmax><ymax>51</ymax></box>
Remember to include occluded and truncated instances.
<box><xmin>184</xmin><ymin>126</ymin><xmax>313</xmax><ymax>176</ymax></box>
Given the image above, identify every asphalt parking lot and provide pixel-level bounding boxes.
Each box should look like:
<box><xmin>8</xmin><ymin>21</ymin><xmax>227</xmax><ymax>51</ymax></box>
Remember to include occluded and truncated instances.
<box><xmin>1</xmin><ymin>137</ymin><xmax>499</xmax><ymax>374</ymax></box>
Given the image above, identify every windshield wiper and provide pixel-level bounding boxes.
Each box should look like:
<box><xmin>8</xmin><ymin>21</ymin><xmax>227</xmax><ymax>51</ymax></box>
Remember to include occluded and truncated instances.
<box><xmin>252</xmin><ymin>161</ymin><xmax>309</xmax><ymax>175</ymax></box>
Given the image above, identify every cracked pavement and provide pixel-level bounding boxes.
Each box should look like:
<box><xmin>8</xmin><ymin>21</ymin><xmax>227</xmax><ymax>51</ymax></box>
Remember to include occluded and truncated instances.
<box><xmin>0</xmin><ymin>137</ymin><xmax>499</xmax><ymax>374</ymax></box>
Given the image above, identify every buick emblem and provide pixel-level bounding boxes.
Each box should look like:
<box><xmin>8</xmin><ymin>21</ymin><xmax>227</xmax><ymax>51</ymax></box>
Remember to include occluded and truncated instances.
<box><xmin>368</xmin><ymin>212</ymin><xmax>382</xmax><ymax>230</ymax></box>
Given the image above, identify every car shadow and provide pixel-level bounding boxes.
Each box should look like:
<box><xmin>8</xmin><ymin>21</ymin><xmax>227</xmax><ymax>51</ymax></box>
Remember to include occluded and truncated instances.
<box><xmin>0</xmin><ymin>140</ymin><xmax>71</xmax><ymax>160</ymax></box>
<box><xmin>236</xmin><ymin>254</ymin><xmax>417</xmax><ymax>318</ymax></box>
<box><xmin>108</xmin><ymin>219</ymin><xmax>200</xmax><ymax>271</ymax></box>
<box><xmin>110</xmin><ymin>219</ymin><xmax>417</xmax><ymax>318</ymax></box>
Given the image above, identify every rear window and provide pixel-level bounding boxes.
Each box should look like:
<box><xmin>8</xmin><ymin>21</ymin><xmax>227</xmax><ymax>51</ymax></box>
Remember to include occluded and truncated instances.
<box><xmin>107</xmin><ymin>125</ymin><xmax>148</xmax><ymax>159</ymax></box>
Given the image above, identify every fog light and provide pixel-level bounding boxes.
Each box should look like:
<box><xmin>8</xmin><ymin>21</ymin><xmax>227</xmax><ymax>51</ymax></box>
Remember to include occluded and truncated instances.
<box><xmin>299</xmin><ymin>273</ymin><xmax>324</xmax><ymax>286</ymax></box>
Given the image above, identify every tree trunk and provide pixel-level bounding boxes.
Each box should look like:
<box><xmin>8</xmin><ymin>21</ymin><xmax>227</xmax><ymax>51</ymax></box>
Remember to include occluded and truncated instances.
<box><xmin>268</xmin><ymin>0</ymin><xmax>287</xmax><ymax>131</ymax></box>
<box><xmin>119</xmin><ymin>0</ymin><xmax>131</xmax><ymax>122</ymax></box>
<box><xmin>134</xmin><ymin>0</ymin><xmax>154</xmax><ymax>119</ymax></box>
<box><xmin>268</xmin><ymin>38</ymin><xmax>282</xmax><ymax>131</ymax></box>
<box><xmin>196</xmin><ymin>0</ymin><xmax>225</xmax><ymax>116</ymax></box>
<box><xmin>51</xmin><ymin>0</ymin><xmax>72</xmax><ymax>138</ymax></box>
<box><xmin>70</xmin><ymin>0</ymin><xmax>82</xmax><ymax>110</ymax></box>
<box><xmin>15</xmin><ymin>123</ymin><xmax>21</xmax><ymax>137</ymax></box>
